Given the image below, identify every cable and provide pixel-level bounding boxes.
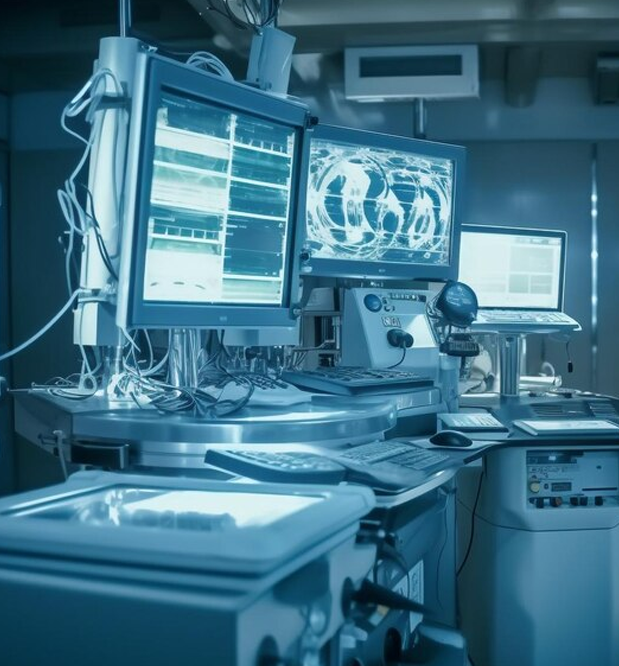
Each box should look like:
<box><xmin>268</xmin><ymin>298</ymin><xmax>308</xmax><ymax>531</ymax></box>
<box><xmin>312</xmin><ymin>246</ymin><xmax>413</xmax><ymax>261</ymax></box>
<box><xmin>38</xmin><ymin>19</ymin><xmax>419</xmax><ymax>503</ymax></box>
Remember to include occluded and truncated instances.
<box><xmin>387</xmin><ymin>347</ymin><xmax>407</xmax><ymax>369</ymax></box>
<box><xmin>434</xmin><ymin>497</ymin><xmax>450</xmax><ymax>611</ymax></box>
<box><xmin>456</xmin><ymin>469</ymin><xmax>485</xmax><ymax>577</ymax></box>
<box><xmin>0</xmin><ymin>290</ymin><xmax>82</xmax><ymax>363</ymax></box>
<box><xmin>186</xmin><ymin>51</ymin><xmax>234</xmax><ymax>81</ymax></box>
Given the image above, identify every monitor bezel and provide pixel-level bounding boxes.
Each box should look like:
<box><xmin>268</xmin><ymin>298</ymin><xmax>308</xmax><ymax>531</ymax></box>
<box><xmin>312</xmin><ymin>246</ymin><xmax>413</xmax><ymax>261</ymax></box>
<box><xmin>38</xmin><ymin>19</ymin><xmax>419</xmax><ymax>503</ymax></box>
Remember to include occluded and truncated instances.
<box><xmin>301</xmin><ymin>123</ymin><xmax>466</xmax><ymax>282</ymax></box>
<box><xmin>459</xmin><ymin>224</ymin><xmax>568</xmax><ymax>312</ymax></box>
<box><xmin>116</xmin><ymin>54</ymin><xmax>310</xmax><ymax>330</ymax></box>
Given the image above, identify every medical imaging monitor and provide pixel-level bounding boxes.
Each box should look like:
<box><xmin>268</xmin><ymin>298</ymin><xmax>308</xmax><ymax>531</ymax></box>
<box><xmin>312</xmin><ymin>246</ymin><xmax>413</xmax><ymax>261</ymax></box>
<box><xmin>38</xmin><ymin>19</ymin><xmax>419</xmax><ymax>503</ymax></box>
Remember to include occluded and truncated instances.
<box><xmin>302</xmin><ymin>124</ymin><xmax>466</xmax><ymax>281</ymax></box>
<box><xmin>458</xmin><ymin>225</ymin><xmax>567</xmax><ymax>310</ymax></box>
<box><xmin>116</xmin><ymin>55</ymin><xmax>310</xmax><ymax>330</ymax></box>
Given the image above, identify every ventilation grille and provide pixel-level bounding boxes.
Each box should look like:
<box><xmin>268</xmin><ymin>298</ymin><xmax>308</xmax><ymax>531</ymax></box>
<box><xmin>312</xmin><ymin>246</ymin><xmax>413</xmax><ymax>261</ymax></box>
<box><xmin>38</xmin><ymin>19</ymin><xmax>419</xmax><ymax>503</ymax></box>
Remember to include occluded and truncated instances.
<box><xmin>531</xmin><ymin>403</ymin><xmax>588</xmax><ymax>418</ymax></box>
<box><xmin>588</xmin><ymin>400</ymin><xmax>619</xmax><ymax>419</ymax></box>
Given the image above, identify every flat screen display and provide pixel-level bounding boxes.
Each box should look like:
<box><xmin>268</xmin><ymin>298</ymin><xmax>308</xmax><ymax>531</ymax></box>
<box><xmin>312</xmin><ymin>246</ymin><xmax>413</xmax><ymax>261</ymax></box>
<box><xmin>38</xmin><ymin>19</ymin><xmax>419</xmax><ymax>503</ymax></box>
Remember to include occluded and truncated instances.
<box><xmin>302</xmin><ymin>125</ymin><xmax>465</xmax><ymax>281</ymax></box>
<box><xmin>144</xmin><ymin>92</ymin><xmax>296</xmax><ymax>306</ymax></box>
<box><xmin>458</xmin><ymin>225</ymin><xmax>566</xmax><ymax>310</ymax></box>
<box><xmin>117</xmin><ymin>55</ymin><xmax>310</xmax><ymax>330</ymax></box>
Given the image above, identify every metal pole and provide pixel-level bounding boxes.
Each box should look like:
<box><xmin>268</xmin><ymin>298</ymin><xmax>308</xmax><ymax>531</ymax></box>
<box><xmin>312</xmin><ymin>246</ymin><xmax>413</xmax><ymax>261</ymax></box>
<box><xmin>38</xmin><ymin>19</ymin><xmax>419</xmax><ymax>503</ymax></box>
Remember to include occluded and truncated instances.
<box><xmin>499</xmin><ymin>334</ymin><xmax>523</xmax><ymax>398</ymax></box>
<box><xmin>414</xmin><ymin>98</ymin><xmax>427</xmax><ymax>139</ymax></box>
<box><xmin>119</xmin><ymin>0</ymin><xmax>132</xmax><ymax>38</ymax></box>
<box><xmin>591</xmin><ymin>143</ymin><xmax>599</xmax><ymax>392</ymax></box>
<box><xmin>168</xmin><ymin>329</ymin><xmax>201</xmax><ymax>388</ymax></box>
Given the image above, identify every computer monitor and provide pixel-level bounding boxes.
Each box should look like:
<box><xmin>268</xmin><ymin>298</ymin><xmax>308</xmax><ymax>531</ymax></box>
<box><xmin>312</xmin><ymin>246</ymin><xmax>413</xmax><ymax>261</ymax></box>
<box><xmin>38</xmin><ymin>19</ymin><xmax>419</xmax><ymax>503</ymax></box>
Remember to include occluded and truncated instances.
<box><xmin>302</xmin><ymin>124</ymin><xmax>466</xmax><ymax>281</ymax></box>
<box><xmin>458</xmin><ymin>225</ymin><xmax>567</xmax><ymax>310</ymax></box>
<box><xmin>116</xmin><ymin>54</ymin><xmax>310</xmax><ymax>330</ymax></box>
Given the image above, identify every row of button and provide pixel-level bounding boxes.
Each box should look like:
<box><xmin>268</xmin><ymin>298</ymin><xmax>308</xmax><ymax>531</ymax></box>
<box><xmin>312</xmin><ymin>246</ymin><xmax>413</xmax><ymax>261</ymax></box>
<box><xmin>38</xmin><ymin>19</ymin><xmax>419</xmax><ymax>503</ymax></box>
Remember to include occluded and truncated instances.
<box><xmin>531</xmin><ymin>496</ymin><xmax>605</xmax><ymax>508</ymax></box>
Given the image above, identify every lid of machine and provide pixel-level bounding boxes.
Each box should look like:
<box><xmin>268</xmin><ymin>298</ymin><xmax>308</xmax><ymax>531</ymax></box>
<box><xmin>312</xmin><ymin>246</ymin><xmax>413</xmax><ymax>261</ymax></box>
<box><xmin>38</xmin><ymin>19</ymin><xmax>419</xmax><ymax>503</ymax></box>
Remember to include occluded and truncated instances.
<box><xmin>0</xmin><ymin>471</ymin><xmax>375</xmax><ymax>576</ymax></box>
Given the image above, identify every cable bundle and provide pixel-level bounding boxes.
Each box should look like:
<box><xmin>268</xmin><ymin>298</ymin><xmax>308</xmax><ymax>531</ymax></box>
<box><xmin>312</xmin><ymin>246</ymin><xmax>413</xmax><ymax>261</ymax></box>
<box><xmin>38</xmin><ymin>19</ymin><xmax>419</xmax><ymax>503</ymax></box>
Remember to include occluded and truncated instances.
<box><xmin>204</xmin><ymin>0</ymin><xmax>284</xmax><ymax>32</ymax></box>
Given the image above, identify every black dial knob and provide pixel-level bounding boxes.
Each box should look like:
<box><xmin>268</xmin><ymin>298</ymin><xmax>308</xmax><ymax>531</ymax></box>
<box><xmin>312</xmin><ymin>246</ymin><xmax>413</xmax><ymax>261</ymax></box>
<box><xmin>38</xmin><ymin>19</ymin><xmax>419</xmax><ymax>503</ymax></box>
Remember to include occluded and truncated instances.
<box><xmin>387</xmin><ymin>328</ymin><xmax>414</xmax><ymax>348</ymax></box>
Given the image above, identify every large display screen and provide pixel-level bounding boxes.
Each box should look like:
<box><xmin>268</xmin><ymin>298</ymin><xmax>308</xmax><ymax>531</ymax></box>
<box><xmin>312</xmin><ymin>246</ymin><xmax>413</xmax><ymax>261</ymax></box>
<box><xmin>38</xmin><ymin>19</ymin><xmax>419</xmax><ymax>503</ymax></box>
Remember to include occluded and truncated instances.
<box><xmin>458</xmin><ymin>225</ymin><xmax>566</xmax><ymax>310</ymax></box>
<box><xmin>302</xmin><ymin>125</ymin><xmax>465</xmax><ymax>281</ymax></box>
<box><xmin>144</xmin><ymin>93</ymin><xmax>296</xmax><ymax>306</ymax></box>
<box><xmin>116</xmin><ymin>55</ymin><xmax>309</xmax><ymax>330</ymax></box>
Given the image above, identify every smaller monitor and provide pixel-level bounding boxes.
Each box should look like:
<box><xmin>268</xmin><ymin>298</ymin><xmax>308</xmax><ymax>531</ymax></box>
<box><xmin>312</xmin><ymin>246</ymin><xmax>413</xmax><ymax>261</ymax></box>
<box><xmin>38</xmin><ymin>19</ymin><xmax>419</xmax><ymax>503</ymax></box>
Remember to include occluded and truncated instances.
<box><xmin>458</xmin><ymin>225</ymin><xmax>567</xmax><ymax>310</ymax></box>
<box><xmin>302</xmin><ymin>124</ymin><xmax>466</xmax><ymax>282</ymax></box>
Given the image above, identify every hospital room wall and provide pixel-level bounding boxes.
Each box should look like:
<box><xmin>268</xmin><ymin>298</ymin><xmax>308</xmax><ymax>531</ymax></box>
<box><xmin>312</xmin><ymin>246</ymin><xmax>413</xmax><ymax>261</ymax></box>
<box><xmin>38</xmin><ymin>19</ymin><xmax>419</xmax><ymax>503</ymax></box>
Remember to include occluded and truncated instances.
<box><xmin>8</xmin><ymin>92</ymin><xmax>81</xmax><ymax>491</ymax></box>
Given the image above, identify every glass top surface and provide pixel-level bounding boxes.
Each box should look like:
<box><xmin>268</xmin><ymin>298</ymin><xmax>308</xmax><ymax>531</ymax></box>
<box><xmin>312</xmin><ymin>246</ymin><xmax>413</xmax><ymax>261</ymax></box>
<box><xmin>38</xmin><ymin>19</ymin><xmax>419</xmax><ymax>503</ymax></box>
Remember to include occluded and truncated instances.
<box><xmin>9</xmin><ymin>486</ymin><xmax>323</xmax><ymax>533</ymax></box>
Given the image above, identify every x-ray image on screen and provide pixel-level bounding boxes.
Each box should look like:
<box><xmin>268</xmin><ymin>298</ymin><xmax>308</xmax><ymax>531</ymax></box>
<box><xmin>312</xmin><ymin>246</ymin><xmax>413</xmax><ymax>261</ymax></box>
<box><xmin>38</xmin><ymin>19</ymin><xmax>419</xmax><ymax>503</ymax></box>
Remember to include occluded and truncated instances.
<box><xmin>143</xmin><ymin>92</ymin><xmax>296</xmax><ymax>306</ymax></box>
<box><xmin>306</xmin><ymin>139</ymin><xmax>454</xmax><ymax>268</ymax></box>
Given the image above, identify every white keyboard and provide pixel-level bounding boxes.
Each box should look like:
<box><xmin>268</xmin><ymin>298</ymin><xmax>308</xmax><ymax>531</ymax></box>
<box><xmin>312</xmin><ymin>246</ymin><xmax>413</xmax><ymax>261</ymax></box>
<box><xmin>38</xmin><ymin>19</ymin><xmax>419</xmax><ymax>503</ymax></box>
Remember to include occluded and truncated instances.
<box><xmin>473</xmin><ymin>310</ymin><xmax>580</xmax><ymax>332</ymax></box>
<box><xmin>513</xmin><ymin>419</ymin><xmax>619</xmax><ymax>436</ymax></box>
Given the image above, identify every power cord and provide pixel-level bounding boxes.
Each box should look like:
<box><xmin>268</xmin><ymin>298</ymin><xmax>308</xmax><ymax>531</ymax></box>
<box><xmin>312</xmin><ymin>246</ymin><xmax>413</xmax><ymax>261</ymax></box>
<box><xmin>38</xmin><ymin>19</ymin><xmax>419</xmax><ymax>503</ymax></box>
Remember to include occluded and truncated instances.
<box><xmin>456</xmin><ymin>469</ymin><xmax>484</xmax><ymax>577</ymax></box>
<box><xmin>0</xmin><ymin>290</ymin><xmax>83</xmax><ymax>363</ymax></box>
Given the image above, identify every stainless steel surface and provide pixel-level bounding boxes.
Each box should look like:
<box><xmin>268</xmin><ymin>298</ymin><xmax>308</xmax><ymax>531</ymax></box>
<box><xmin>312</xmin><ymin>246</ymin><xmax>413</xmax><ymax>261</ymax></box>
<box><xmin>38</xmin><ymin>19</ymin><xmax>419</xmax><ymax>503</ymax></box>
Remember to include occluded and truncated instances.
<box><xmin>14</xmin><ymin>392</ymin><xmax>397</xmax><ymax>469</ymax></box>
<box><xmin>168</xmin><ymin>329</ymin><xmax>200</xmax><ymax>388</ymax></box>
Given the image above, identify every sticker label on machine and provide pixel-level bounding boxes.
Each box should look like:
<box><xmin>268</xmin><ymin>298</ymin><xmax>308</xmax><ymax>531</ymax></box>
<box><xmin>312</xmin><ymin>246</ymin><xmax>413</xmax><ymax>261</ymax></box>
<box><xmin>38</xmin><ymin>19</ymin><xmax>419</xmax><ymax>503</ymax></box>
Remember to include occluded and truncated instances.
<box><xmin>392</xmin><ymin>560</ymin><xmax>424</xmax><ymax>633</ymax></box>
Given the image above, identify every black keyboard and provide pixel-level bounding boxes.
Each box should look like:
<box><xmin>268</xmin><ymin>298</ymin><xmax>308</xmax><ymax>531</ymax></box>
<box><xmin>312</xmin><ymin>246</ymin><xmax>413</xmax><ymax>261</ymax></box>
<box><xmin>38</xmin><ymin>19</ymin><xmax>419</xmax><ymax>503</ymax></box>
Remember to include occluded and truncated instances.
<box><xmin>205</xmin><ymin>440</ymin><xmax>453</xmax><ymax>494</ymax></box>
<box><xmin>281</xmin><ymin>366</ymin><xmax>433</xmax><ymax>396</ymax></box>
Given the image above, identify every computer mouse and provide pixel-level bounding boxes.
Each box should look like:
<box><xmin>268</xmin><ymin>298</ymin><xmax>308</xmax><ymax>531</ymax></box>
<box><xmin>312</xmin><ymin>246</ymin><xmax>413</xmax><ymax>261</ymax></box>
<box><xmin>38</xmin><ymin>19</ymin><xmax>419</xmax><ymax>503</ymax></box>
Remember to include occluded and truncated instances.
<box><xmin>429</xmin><ymin>430</ymin><xmax>473</xmax><ymax>448</ymax></box>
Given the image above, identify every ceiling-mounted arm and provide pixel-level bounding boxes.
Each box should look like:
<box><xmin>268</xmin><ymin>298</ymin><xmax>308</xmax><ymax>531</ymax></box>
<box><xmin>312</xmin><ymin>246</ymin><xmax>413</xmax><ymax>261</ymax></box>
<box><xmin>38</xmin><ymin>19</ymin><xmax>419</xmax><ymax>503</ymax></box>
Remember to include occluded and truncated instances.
<box><xmin>119</xmin><ymin>0</ymin><xmax>132</xmax><ymax>37</ymax></box>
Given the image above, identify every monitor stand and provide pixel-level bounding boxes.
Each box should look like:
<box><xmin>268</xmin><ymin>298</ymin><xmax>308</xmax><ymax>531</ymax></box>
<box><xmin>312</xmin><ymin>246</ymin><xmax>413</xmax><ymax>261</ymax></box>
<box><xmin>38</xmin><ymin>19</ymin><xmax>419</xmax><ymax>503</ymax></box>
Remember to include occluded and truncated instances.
<box><xmin>497</xmin><ymin>333</ymin><xmax>523</xmax><ymax>400</ymax></box>
<box><xmin>168</xmin><ymin>329</ymin><xmax>201</xmax><ymax>388</ymax></box>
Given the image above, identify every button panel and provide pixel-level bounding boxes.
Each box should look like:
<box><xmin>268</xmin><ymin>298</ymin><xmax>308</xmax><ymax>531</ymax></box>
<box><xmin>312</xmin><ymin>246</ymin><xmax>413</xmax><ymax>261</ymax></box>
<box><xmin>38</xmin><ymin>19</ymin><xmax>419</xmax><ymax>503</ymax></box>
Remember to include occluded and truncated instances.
<box><xmin>526</xmin><ymin>450</ymin><xmax>619</xmax><ymax>509</ymax></box>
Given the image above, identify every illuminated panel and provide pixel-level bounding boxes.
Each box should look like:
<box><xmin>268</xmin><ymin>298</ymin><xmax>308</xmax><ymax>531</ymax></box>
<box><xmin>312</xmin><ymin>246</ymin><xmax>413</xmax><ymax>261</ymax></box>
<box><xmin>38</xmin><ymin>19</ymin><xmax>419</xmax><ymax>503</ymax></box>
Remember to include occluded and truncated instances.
<box><xmin>459</xmin><ymin>228</ymin><xmax>564</xmax><ymax>310</ymax></box>
<box><xmin>143</xmin><ymin>92</ymin><xmax>296</xmax><ymax>306</ymax></box>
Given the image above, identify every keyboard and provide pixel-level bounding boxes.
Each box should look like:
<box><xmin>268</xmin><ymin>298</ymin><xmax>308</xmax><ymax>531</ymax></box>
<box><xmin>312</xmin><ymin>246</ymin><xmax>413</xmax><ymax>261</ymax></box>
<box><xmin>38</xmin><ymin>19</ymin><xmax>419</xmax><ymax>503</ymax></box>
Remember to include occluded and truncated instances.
<box><xmin>336</xmin><ymin>439</ymin><xmax>449</xmax><ymax>470</ymax></box>
<box><xmin>215</xmin><ymin>373</ymin><xmax>314</xmax><ymax>407</ymax></box>
<box><xmin>473</xmin><ymin>310</ymin><xmax>580</xmax><ymax>331</ymax></box>
<box><xmin>438</xmin><ymin>412</ymin><xmax>508</xmax><ymax>433</ymax></box>
<box><xmin>513</xmin><ymin>419</ymin><xmax>619</xmax><ymax>436</ymax></box>
<box><xmin>205</xmin><ymin>440</ymin><xmax>453</xmax><ymax>494</ymax></box>
<box><xmin>281</xmin><ymin>366</ymin><xmax>433</xmax><ymax>396</ymax></box>
<box><xmin>204</xmin><ymin>449</ymin><xmax>347</xmax><ymax>484</ymax></box>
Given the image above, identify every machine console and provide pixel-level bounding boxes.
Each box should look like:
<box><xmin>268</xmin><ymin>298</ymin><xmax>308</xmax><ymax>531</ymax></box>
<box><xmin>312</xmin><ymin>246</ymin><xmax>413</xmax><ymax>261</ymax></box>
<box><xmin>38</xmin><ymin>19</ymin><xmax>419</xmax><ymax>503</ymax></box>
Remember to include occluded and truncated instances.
<box><xmin>527</xmin><ymin>449</ymin><xmax>619</xmax><ymax>509</ymax></box>
<box><xmin>341</xmin><ymin>288</ymin><xmax>439</xmax><ymax>377</ymax></box>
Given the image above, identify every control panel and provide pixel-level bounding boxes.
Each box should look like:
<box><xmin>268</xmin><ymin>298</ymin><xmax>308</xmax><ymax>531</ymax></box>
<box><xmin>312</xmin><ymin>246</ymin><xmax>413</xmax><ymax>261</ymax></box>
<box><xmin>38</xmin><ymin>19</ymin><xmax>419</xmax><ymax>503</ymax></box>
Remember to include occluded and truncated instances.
<box><xmin>526</xmin><ymin>450</ymin><xmax>619</xmax><ymax>509</ymax></box>
<box><xmin>341</xmin><ymin>288</ymin><xmax>439</xmax><ymax>379</ymax></box>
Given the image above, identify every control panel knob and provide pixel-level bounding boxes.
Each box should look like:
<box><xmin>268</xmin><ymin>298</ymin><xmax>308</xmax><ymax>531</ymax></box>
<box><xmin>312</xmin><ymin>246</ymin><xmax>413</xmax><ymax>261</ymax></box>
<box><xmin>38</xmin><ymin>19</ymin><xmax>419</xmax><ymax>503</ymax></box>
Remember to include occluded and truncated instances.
<box><xmin>595</xmin><ymin>496</ymin><xmax>604</xmax><ymax>506</ymax></box>
<box><xmin>535</xmin><ymin>498</ymin><xmax>545</xmax><ymax>509</ymax></box>
<box><xmin>569</xmin><ymin>497</ymin><xmax>579</xmax><ymax>507</ymax></box>
<box><xmin>386</xmin><ymin>328</ymin><xmax>414</xmax><ymax>349</ymax></box>
<box><xmin>529</xmin><ymin>480</ymin><xmax>541</xmax><ymax>494</ymax></box>
<box><xmin>550</xmin><ymin>497</ymin><xmax>563</xmax><ymax>508</ymax></box>
<box><xmin>363</xmin><ymin>294</ymin><xmax>382</xmax><ymax>313</ymax></box>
